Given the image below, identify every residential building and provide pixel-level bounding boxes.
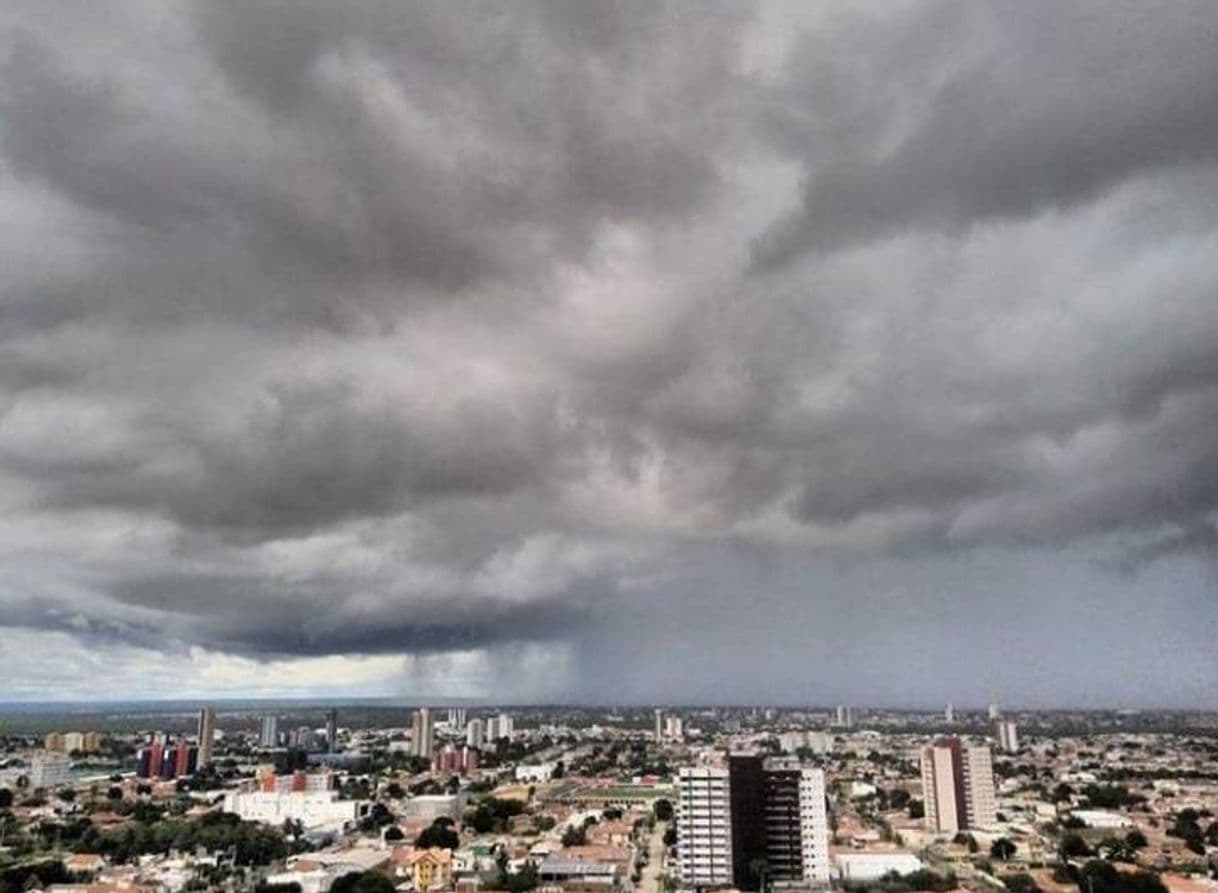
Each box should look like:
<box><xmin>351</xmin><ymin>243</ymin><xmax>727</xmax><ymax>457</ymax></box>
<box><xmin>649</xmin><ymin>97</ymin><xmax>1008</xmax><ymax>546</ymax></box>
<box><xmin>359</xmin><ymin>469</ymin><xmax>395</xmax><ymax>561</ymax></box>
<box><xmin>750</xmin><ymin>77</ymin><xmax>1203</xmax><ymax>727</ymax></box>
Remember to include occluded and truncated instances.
<box><xmin>676</xmin><ymin>766</ymin><xmax>733</xmax><ymax>888</ymax></box>
<box><xmin>325</xmin><ymin>709</ymin><xmax>338</xmax><ymax>753</ymax></box>
<box><xmin>920</xmin><ymin>736</ymin><xmax>997</xmax><ymax>832</ymax></box>
<box><xmin>29</xmin><ymin>752</ymin><xmax>73</xmax><ymax>788</ymax></box>
<box><xmin>405</xmin><ymin>848</ymin><xmax>453</xmax><ymax>893</ymax></box>
<box><xmin>411</xmin><ymin>708</ymin><xmax>435</xmax><ymax>759</ymax></box>
<box><xmin>834</xmin><ymin>706</ymin><xmax>854</xmax><ymax>728</ymax></box>
<box><xmin>655</xmin><ymin>708</ymin><xmax>664</xmax><ymax>742</ymax></box>
<box><xmin>996</xmin><ymin>720</ymin><xmax>1019</xmax><ymax>754</ymax></box>
<box><xmin>677</xmin><ymin>755</ymin><xmax>829</xmax><ymax>891</ymax></box>
<box><xmin>222</xmin><ymin>790</ymin><xmax>363</xmax><ymax>829</ymax></box>
<box><xmin>945</xmin><ymin>703</ymin><xmax>955</xmax><ymax>724</ymax></box>
<box><xmin>497</xmin><ymin>712</ymin><xmax>514</xmax><ymax>739</ymax></box>
<box><xmin>466</xmin><ymin>718</ymin><xmax>484</xmax><ymax>749</ymax></box>
<box><xmin>197</xmin><ymin>707</ymin><xmax>216</xmax><ymax>767</ymax></box>
<box><xmin>260</xmin><ymin>716</ymin><xmax>279</xmax><ymax>748</ymax></box>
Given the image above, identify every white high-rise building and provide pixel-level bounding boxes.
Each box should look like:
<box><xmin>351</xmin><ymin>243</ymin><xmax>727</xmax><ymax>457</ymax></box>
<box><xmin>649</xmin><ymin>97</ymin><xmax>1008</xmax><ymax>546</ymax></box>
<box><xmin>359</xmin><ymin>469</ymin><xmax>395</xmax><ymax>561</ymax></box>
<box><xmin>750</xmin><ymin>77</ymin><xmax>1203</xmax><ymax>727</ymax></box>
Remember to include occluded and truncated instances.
<box><xmin>654</xmin><ymin>708</ymin><xmax>664</xmax><ymax>742</ymax></box>
<box><xmin>497</xmin><ymin>712</ymin><xmax>514</xmax><ymax>739</ymax></box>
<box><xmin>988</xmin><ymin>702</ymin><xmax>1001</xmax><ymax>721</ymax></box>
<box><xmin>447</xmin><ymin>707</ymin><xmax>467</xmax><ymax>728</ymax></box>
<box><xmin>664</xmin><ymin>715</ymin><xmax>684</xmax><ymax>740</ymax></box>
<box><xmin>466</xmin><ymin>718</ymin><xmax>484</xmax><ymax>749</ymax></box>
<box><xmin>30</xmin><ymin>752</ymin><xmax>73</xmax><ymax>789</ymax></box>
<box><xmin>260</xmin><ymin>716</ymin><xmax>279</xmax><ymax>748</ymax></box>
<box><xmin>995</xmin><ymin>720</ymin><xmax>1019</xmax><ymax>754</ymax></box>
<box><xmin>677</xmin><ymin>757</ymin><xmax>830</xmax><ymax>888</ymax></box>
<box><xmin>920</xmin><ymin>737</ymin><xmax>997</xmax><ymax>833</ymax></box>
<box><xmin>944</xmin><ymin>703</ymin><xmax>954</xmax><ymax>723</ymax></box>
<box><xmin>834</xmin><ymin>705</ymin><xmax>854</xmax><ymax>728</ymax></box>
<box><xmin>411</xmin><ymin>708</ymin><xmax>434</xmax><ymax>759</ymax></box>
<box><xmin>676</xmin><ymin>766</ymin><xmax>733</xmax><ymax>887</ymax></box>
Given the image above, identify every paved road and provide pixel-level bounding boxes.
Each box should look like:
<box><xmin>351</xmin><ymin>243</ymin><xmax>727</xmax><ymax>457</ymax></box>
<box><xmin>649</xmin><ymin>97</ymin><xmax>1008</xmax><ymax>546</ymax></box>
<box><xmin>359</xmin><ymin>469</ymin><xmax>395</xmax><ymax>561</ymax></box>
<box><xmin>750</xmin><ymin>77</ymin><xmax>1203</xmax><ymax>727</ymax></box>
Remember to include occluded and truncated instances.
<box><xmin>639</xmin><ymin>820</ymin><xmax>668</xmax><ymax>893</ymax></box>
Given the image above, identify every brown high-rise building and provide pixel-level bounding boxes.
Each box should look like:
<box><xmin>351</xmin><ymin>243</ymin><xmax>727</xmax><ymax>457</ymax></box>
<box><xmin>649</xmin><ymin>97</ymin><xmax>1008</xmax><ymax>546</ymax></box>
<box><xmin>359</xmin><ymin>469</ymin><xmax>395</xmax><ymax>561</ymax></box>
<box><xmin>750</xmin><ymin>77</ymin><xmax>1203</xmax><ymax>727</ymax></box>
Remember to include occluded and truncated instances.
<box><xmin>920</xmin><ymin>736</ymin><xmax>997</xmax><ymax>833</ymax></box>
<box><xmin>197</xmin><ymin>706</ymin><xmax>216</xmax><ymax>767</ymax></box>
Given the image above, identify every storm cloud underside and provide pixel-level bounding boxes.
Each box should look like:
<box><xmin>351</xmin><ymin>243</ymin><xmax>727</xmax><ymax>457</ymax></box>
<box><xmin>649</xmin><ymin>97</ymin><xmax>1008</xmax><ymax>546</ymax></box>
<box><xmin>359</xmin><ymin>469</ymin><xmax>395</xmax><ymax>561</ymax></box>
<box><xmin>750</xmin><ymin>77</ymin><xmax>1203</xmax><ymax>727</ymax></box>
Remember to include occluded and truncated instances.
<box><xmin>1</xmin><ymin>0</ymin><xmax>1215</xmax><ymax>704</ymax></box>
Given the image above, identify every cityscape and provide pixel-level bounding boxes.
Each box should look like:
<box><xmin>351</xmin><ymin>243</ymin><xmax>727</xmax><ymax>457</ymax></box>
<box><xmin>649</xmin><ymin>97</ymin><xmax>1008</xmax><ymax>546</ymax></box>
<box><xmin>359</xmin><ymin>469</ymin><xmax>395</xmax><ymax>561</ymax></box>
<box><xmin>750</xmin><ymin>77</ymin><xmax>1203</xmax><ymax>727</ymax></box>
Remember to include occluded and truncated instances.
<box><xmin>2</xmin><ymin>1</ymin><xmax>1217</xmax><ymax>893</ymax></box>
<box><xmin>1</xmin><ymin>703</ymin><xmax>1217</xmax><ymax>892</ymax></box>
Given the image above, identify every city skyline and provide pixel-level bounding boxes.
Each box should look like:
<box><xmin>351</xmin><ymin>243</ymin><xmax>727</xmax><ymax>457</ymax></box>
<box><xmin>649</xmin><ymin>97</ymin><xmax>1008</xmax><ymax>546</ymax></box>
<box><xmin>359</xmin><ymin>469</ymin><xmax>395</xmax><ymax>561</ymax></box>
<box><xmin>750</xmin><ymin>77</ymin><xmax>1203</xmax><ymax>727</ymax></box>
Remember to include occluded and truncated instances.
<box><xmin>1</xmin><ymin>1</ymin><xmax>1216</xmax><ymax>706</ymax></box>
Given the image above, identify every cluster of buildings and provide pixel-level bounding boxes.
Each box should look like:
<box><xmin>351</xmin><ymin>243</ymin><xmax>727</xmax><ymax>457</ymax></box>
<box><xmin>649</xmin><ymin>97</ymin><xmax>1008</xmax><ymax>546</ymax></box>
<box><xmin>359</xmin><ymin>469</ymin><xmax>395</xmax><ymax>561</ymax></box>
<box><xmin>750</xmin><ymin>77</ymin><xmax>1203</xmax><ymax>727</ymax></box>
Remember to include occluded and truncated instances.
<box><xmin>135</xmin><ymin>733</ymin><xmax>199</xmax><ymax>780</ymax></box>
<box><xmin>42</xmin><ymin>731</ymin><xmax>104</xmax><ymax>754</ymax></box>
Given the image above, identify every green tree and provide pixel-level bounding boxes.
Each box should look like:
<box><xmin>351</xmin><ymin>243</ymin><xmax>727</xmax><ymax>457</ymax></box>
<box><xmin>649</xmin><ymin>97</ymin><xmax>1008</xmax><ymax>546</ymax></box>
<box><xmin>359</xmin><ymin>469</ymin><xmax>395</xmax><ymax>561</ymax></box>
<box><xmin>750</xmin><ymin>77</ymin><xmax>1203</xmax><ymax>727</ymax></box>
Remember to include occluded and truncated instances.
<box><xmin>1060</xmin><ymin>833</ymin><xmax>1093</xmax><ymax>860</ymax></box>
<box><xmin>1004</xmin><ymin>873</ymin><xmax>1041</xmax><ymax>893</ymax></box>
<box><xmin>329</xmin><ymin>871</ymin><xmax>396</xmax><ymax>893</ymax></box>
<box><xmin>416</xmin><ymin>818</ymin><xmax>460</xmax><ymax>850</ymax></box>
<box><xmin>653</xmin><ymin>799</ymin><xmax>674</xmax><ymax>822</ymax></box>
<box><xmin>991</xmin><ymin>838</ymin><xmax>1017</xmax><ymax>861</ymax></box>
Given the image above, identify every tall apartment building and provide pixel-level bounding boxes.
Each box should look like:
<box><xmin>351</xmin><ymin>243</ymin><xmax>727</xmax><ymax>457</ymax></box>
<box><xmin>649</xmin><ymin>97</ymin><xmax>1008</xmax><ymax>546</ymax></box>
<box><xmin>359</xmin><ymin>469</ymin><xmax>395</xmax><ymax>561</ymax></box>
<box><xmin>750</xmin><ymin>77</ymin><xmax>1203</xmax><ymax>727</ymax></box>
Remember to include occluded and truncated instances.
<box><xmin>497</xmin><ymin>712</ymin><xmax>514</xmax><ymax>739</ymax></box>
<box><xmin>260</xmin><ymin>715</ymin><xmax>279</xmax><ymax>748</ymax></box>
<box><xmin>447</xmin><ymin>707</ymin><xmax>467</xmax><ymax>728</ymax></box>
<box><xmin>834</xmin><ymin>705</ymin><xmax>854</xmax><ymax>728</ymax></box>
<box><xmin>466</xmin><ymin>718</ymin><xmax>484</xmax><ymax>749</ymax></box>
<box><xmin>920</xmin><ymin>737</ymin><xmax>997</xmax><ymax>833</ymax></box>
<box><xmin>325</xmin><ymin>709</ymin><xmax>338</xmax><ymax>753</ymax></box>
<box><xmin>655</xmin><ymin>708</ymin><xmax>664</xmax><ymax>742</ymax></box>
<box><xmin>944</xmin><ymin>703</ymin><xmax>955</xmax><ymax>724</ymax></box>
<box><xmin>995</xmin><ymin>720</ymin><xmax>1019</xmax><ymax>754</ymax></box>
<box><xmin>412</xmin><ymin>708</ymin><xmax>435</xmax><ymax>759</ymax></box>
<box><xmin>197</xmin><ymin>707</ymin><xmax>216</xmax><ymax>767</ymax></box>
<box><xmin>677</xmin><ymin>755</ymin><xmax>829</xmax><ymax>891</ymax></box>
<box><xmin>676</xmin><ymin>766</ymin><xmax>733</xmax><ymax>888</ymax></box>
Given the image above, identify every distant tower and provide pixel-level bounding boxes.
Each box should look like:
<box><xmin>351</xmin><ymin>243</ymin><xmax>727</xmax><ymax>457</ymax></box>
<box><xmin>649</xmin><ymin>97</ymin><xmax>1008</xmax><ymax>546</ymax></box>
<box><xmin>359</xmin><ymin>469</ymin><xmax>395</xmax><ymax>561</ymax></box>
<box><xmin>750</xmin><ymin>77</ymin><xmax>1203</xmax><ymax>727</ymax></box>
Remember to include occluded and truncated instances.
<box><xmin>260</xmin><ymin>715</ymin><xmax>279</xmax><ymax>748</ymax></box>
<box><xmin>995</xmin><ymin>720</ymin><xmax>1019</xmax><ymax>754</ymax></box>
<box><xmin>466</xmin><ymin>718</ymin><xmax>484</xmax><ymax>749</ymax></box>
<box><xmin>945</xmin><ymin>703</ymin><xmax>954</xmax><ymax>724</ymax></box>
<box><xmin>196</xmin><ymin>707</ymin><xmax>216</xmax><ymax>767</ymax></box>
<box><xmin>834</xmin><ymin>705</ymin><xmax>854</xmax><ymax>728</ymax></box>
<box><xmin>411</xmin><ymin>707</ymin><xmax>434</xmax><ymax>758</ymax></box>
<box><xmin>325</xmin><ymin>709</ymin><xmax>338</xmax><ymax>753</ymax></box>
<box><xmin>988</xmin><ymin>701</ymin><xmax>1001</xmax><ymax>720</ymax></box>
<box><xmin>654</xmin><ymin>708</ymin><xmax>664</xmax><ymax>742</ymax></box>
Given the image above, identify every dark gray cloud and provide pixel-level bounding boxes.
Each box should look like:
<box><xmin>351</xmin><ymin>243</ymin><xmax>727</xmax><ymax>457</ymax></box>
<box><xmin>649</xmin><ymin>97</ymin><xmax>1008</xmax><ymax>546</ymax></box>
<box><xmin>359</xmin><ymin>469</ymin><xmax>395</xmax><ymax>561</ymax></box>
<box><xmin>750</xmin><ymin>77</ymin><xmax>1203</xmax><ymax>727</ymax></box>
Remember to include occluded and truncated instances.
<box><xmin>0</xmin><ymin>1</ymin><xmax>1215</xmax><ymax>703</ymax></box>
<box><xmin>753</xmin><ymin>0</ymin><xmax>1218</xmax><ymax>265</ymax></box>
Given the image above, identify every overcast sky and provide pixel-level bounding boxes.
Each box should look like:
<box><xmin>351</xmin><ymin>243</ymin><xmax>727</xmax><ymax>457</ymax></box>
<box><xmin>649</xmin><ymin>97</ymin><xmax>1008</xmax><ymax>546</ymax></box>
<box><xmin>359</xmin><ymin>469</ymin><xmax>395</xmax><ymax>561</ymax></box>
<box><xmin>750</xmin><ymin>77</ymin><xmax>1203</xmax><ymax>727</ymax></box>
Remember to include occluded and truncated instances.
<box><xmin>1</xmin><ymin>1</ymin><xmax>1215</xmax><ymax>707</ymax></box>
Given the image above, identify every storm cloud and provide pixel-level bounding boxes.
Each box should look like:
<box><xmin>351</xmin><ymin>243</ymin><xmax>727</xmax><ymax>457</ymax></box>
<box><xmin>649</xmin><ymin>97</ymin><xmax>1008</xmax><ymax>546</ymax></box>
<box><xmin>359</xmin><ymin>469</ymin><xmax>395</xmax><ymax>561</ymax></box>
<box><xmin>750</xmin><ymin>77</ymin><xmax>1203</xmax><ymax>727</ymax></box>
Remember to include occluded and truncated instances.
<box><xmin>0</xmin><ymin>0</ymin><xmax>1215</xmax><ymax>704</ymax></box>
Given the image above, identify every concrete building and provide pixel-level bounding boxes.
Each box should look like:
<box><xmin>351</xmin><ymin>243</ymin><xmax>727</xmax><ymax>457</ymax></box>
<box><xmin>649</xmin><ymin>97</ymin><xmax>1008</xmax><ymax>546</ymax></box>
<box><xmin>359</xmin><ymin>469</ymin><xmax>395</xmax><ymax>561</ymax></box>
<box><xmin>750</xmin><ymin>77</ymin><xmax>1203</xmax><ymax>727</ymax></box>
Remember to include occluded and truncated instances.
<box><xmin>944</xmin><ymin>703</ymin><xmax>955</xmax><ymax>724</ymax></box>
<box><xmin>834</xmin><ymin>705</ymin><xmax>854</xmax><ymax>728</ymax></box>
<box><xmin>411</xmin><ymin>707</ymin><xmax>435</xmax><ymax>759</ymax></box>
<box><xmin>515</xmin><ymin>762</ymin><xmax>558</xmax><ymax>783</ymax></box>
<box><xmin>996</xmin><ymin>720</ymin><xmax>1019</xmax><ymax>754</ymax></box>
<box><xmin>260</xmin><ymin>716</ymin><xmax>279</xmax><ymax>748</ymax></box>
<box><xmin>325</xmin><ymin>709</ymin><xmax>338</xmax><ymax>753</ymax></box>
<box><xmin>677</xmin><ymin>756</ymin><xmax>829</xmax><ymax>891</ymax></box>
<box><xmin>197</xmin><ymin>707</ymin><xmax>216</xmax><ymax>767</ymax></box>
<box><xmin>446</xmin><ymin>707</ymin><xmax>467</xmax><ymax>728</ymax></box>
<box><xmin>655</xmin><ymin>708</ymin><xmax>664</xmax><ymax>743</ymax></box>
<box><xmin>466</xmin><ymin>718</ymin><xmax>484</xmax><ymax>749</ymax></box>
<box><xmin>497</xmin><ymin>712</ymin><xmax>514</xmax><ymax>739</ymax></box>
<box><xmin>29</xmin><ymin>752</ymin><xmax>73</xmax><ymax>788</ymax></box>
<box><xmin>920</xmin><ymin>736</ymin><xmax>997</xmax><ymax>833</ymax></box>
<box><xmin>676</xmin><ymin>765</ymin><xmax>733</xmax><ymax>888</ymax></box>
<box><xmin>664</xmin><ymin>715</ymin><xmax>684</xmax><ymax>741</ymax></box>
<box><xmin>222</xmin><ymin>790</ymin><xmax>362</xmax><ymax>829</ymax></box>
<box><xmin>836</xmin><ymin>853</ymin><xmax>924</xmax><ymax>882</ymax></box>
